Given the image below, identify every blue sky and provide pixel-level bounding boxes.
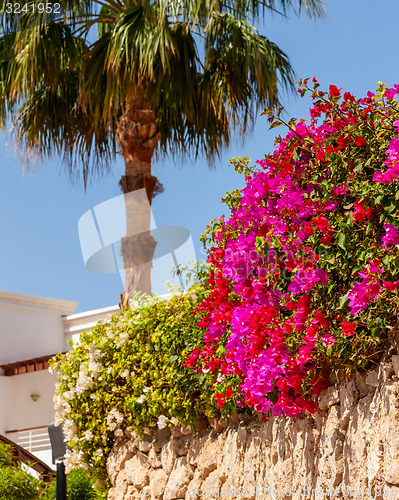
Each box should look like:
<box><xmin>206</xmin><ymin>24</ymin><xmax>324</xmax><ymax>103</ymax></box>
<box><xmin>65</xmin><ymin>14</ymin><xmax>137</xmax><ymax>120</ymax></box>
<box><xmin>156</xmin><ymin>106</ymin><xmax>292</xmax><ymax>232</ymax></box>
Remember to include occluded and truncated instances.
<box><xmin>1</xmin><ymin>0</ymin><xmax>399</xmax><ymax>312</ymax></box>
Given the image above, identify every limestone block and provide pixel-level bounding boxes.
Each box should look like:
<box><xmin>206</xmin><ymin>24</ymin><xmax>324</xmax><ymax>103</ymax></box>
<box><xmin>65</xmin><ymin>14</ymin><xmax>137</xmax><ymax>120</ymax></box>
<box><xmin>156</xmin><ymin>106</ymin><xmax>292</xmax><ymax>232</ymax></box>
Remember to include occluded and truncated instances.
<box><xmin>378</xmin><ymin>363</ymin><xmax>394</xmax><ymax>383</ymax></box>
<box><xmin>365</xmin><ymin>368</ymin><xmax>379</xmax><ymax>387</ymax></box>
<box><xmin>380</xmin><ymin>382</ymin><xmax>399</xmax><ymax>484</ymax></box>
<box><xmin>342</xmin><ymin>393</ymin><xmax>373</xmax><ymax>490</ymax></box>
<box><xmin>201</xmin><ymin>469</ymin><xmax>220</xmax><ymax>498</ymax></box>
<box><xmin>176</xmin><ymin>435</ymin><xmax>192</xmax><ymax>456</ymax></box>
<box><xmin>149</xmin><ymin>469</ymin><xmax>168</xmax><ymax>500</ymax></box>
<box><xmin>107</xmin><ymin>439</ymin><xmax>137</xmax><ymax>485</ymax></box>
<box><xmin>186</xmin><ymin>433</ymin><xmax>208</xmax><ymax>466</ymax></box>
<box><xmin>339</xmin><ymin>377</ymin><xmax>359</xmax><ymax>430</ymax></box>
<box><xmin>148</xmin><ymin>448</ymin><xmax>162</xmax><ymax>469</ymax></box>
<box><xmin>163</xmin><ymin>456</ymin><xmax>194</xmax><ymax>500</ymax></box>
<box><xmin>126</xmin><ymin>485</ymin><xmax>146</xmax><ymax>499</ymax></box>
<box><xmin>318</xmin><ymin>386</ymin><xmax>340</xmax><ymax>410</ymax></box>
<box><xmin>138</xmin><ymin>436</ymin><xmax>152</xmax><ymax>453</ymax></box>
<box><xmin>392</xmin><ymin>355</ymin><xmax>399</xmax><ymax>378</ymax></box>
<box><xmin>171</xmin><ymin>426</ymin><xmax>185</xmax><ymax>438</ymax></box>
<box><xmin>114</xmin><ymin>470</ymin><xmax>129</xmax><ymax>496</ymax></box>
<box><xmin>107</xmin><ymin>486</ymin><xmax>126</xmax><ymax>500</ymax></box>
<box><xmin>160</xmin><ymin>438</ymin><xmax>180</xmax><ymax>475</ymax></box>
<box><xmin>186</xmin><ymin>469</ymin><xmax>204</xmax><ymax>499</ymax></box>
<box><xmin>207</xmin><ymin>417</ymin><xmax>227</xmax><ymax>433</ymax></box>
<box><xmin>196</xmin><ymin>435</ymin><xmax>219</xmax><ymax>479</ymax></box>
<box><xmin>181</xmin><ymin>425</ymin><xmax>195</xmax><ymax>436</ymax></box>
<box><xmin>124</xmin><ymin>452</ymin><xmax>150</xmax><ymax>490</ymax></box>
<box><xmin>140</xmin><ymin>486</ymin><xmax>151</xmax><ymax>499</ymax></box>
<box><xmin>151</xmin><ymin>427</ymin><xmax>171</xmax><ymax>453</ymax></box>
<box><xmin>355</xmin><ymin>371</ymin><xmax>370</xmax><ymax>398</ymax></box>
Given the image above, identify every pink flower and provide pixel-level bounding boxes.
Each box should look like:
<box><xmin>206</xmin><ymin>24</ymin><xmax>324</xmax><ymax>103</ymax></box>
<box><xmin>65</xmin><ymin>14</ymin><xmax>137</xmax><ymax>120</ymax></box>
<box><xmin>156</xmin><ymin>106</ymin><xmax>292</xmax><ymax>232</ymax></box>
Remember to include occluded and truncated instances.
<box><xmin>321</xmin><ymin>334</ymin><xmax>335</xmax><ymax>346</ymax></box>
<box><xmin>381</xmin><ymin>223</ymin><xmax>399</xmax><ymax>248</ymax></box>
<box><xmin>384</xmin><ymin>88</ymin><xmax>398</xmax><ymax>100</ymax></box>
<box><xmin>373</xmin><ymin>164</ymin><xmax>399</xmax><ymax>184</ymax></box>
<box><xmin>332</xmin><ymin>185</ymin><xmax>349</xmax><ymax>196</ymax></box>
<box><xmin>348</xmin><ymin>263</ymin><xmax>382</xmax><ymax>314</ymax></box>
<box><xmin>387</xmin><ymin>138</ymin><xmax>399</xmax><ymax>156</ymax></box>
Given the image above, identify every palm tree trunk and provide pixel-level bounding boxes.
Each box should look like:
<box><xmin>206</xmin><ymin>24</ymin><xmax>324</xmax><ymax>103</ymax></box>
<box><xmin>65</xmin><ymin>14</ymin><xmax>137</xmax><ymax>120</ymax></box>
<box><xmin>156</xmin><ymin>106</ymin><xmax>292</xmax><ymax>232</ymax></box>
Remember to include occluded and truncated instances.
<box><xmin>116</xmin><ymin>94</ymin><xmax>161</xmax><ymax>296</ymax></box>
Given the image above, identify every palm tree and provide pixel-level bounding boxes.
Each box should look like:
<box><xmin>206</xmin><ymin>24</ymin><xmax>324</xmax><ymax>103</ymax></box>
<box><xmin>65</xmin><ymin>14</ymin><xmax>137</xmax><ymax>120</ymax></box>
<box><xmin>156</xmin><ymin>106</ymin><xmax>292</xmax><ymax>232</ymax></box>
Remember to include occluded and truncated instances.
<box><xmin>0</xmin><ymin>0</ymin><xmax>325</xmax><ymax>294</ymax></box>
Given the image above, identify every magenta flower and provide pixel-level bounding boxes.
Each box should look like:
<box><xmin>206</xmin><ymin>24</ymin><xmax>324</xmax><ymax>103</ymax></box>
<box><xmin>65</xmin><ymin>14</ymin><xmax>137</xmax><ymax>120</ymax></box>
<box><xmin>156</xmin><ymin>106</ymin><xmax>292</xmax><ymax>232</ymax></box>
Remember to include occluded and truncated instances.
<box><xmin>381</xmin><ymin>223</ymin><xmax>399</xmax><ymax>248</ymax></box>
<box><xmin>348</xmin><ymin>265</ymin><xmax>382</xmax><ymax>315</ymax></box>
<box><xmin>386</xmin><ymin>138</ymin><xmax>399</xmax><ymax>156</ymax></box>
<box><xmin>321</xmin><ymin>334</ymin><xmax>335</xmax><ymax>346</ymax></box>
<box><xmin>384</xmin><ymin>88</ymin><xmax>398</xmax><ymax>100</ymax></box>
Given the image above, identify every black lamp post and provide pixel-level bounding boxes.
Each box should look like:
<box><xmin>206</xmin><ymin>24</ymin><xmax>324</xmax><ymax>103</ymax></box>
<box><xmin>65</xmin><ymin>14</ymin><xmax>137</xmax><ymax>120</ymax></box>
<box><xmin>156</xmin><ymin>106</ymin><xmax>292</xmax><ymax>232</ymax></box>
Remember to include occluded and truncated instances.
<box><xmin>48</xmin><ymin>421</ymin><xmax>67</xmax><ymax>500</ymax></box>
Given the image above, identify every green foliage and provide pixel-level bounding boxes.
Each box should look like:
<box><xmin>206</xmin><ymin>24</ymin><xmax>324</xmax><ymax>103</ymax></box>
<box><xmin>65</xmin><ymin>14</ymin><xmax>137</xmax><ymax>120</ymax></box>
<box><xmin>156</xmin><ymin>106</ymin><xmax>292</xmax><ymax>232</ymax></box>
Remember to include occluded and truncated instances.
<box><xmin>0</xmin><ymin>442</ymin><xmax>104</xmax><ymax>499</ymax></box>
<box><xmin>0</xmin><ymin>443</ymin><xmax>41</xmax><ymax>500</ymax></box>
<box><xmin>41</xmin><ymin>468</ymin><xmax>106</xmax><ymax>500</ymax></box>
<box><xmin>50</xmin><ymin>286</ymin><xmax>219</xmax><ymax>482</ymax></box>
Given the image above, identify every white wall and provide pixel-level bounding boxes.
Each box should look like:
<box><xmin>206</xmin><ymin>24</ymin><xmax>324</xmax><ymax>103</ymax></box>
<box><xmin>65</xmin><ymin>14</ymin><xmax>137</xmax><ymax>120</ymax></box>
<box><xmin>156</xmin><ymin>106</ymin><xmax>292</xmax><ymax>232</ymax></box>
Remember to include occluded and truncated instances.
<box><xmin>0</xmin><ymin>291</ymin><xmax>119</xmax><ymax>467</ymax></box>
<box><xmin>1</xmin><ymin>370</ymin><xmax>56</xmax><ymax>434</ymax></box>
<box><xmin>0</xmin><ymin>375</ymin><xmax>7</xmax><ymax>435</ymax></box>
<box><xmin>0</xmin><ymin>291</ymin><xmax>78</xmax><ymax>364</ymax></box>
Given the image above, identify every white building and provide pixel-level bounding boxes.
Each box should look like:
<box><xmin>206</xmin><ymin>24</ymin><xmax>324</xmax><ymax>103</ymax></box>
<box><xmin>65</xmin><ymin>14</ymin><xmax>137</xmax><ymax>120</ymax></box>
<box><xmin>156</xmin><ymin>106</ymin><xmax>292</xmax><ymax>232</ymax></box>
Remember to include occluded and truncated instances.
<box><xmin>0</xmin><ymin>290</ymin><xmax>118</xmax><ymax>466</ymax></box>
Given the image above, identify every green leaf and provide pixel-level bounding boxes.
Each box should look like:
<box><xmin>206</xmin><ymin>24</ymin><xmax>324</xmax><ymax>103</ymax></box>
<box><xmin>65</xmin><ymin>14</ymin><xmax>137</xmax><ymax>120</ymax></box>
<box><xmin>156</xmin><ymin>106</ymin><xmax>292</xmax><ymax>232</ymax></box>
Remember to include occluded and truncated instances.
<box><xmin>337</xmin><ymin>232</ymin><xmax>346</xmax><ymax>250</ymax></box>
<box><xmin>354</xmin><ymin>161</ymin><xmax>363</xmax><ymax>173</ymax></box>
<box><xmin>269</xmin><ymin>121</ymin><xmax>282</xmax><ymax>130</ymax></box>
<box><xmin>337</xmin><ymin>292</ymin><xmax>350</xmax><ymax>310</ymax></box>
<box><xmin>326</xmin><ymin>254</ymin><xmax>336</xmax><ymax>264</ymax></box>
<box><xmin>382</xmin><ymin>195</ymin><xmax>396</xmax><ymax>214</ymax></box>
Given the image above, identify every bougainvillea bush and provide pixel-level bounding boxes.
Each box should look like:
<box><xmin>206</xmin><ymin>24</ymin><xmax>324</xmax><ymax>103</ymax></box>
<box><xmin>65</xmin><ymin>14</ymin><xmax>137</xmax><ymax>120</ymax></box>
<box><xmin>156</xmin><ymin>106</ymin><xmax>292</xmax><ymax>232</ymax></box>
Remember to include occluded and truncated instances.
<box><xmin>49</xmin><ymin>289</ymin><xmax>219</xmax><ymax>482</ymax></box>
<box><xmin>188</xmin><ymin>79</ymin><xmax>399</xmax><ymax>418</ymax></box>
<box><xmin>52</xmin><ymin>80</ymin><xmax>399</xmax><ymax>481</ymax></box>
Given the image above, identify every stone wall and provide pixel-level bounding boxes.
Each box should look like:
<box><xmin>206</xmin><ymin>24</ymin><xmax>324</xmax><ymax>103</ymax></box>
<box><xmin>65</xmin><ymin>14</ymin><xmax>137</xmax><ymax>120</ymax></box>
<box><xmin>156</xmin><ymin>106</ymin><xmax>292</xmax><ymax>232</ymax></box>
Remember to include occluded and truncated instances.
<box><xmin>107</xmin><ymin>357</ymin><xmax>399</xmax><ymax>499</ymax></box>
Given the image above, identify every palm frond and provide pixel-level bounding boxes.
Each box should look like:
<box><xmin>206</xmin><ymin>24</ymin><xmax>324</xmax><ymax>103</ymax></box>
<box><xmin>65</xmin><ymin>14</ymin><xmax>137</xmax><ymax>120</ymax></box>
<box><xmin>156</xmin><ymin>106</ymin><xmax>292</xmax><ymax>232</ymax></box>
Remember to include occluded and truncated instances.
<box><xmin>13</xmin><ymin>79</ymin><xmax>115</xmax><ymax>184</ymax></box>
<box><xmin>0</xmin><ymin>0</ymin><xmax>325</xmax><ymax>184</ymax></box>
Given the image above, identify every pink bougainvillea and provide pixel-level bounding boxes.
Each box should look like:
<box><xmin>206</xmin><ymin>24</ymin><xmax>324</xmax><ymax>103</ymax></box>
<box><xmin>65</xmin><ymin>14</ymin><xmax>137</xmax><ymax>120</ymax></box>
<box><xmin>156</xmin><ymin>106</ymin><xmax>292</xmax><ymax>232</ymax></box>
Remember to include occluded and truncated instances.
<box><xmin>187</xmin><ymin>80</ymin><xmax>399</xmax><ymax>418</ymax></box>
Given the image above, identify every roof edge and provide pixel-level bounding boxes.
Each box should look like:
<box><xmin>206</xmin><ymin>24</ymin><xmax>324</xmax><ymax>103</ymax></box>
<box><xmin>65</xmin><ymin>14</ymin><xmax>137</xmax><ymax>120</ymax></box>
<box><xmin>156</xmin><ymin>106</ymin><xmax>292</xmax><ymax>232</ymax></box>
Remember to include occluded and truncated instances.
<box><xmin>0</xmin><ymin>290</ymin><xmax>78</xmax><ymax>315</ymax></box>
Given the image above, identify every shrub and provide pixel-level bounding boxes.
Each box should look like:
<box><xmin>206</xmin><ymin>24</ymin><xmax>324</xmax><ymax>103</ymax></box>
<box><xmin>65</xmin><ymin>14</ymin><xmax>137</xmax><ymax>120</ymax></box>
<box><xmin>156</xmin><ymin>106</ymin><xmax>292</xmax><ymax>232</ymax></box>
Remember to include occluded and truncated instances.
<box><xmin>41</xmin><ymin>467</ymin><xmax>106</xmax><ymax>500</ymax></box>
<box><xmin>0</xmin><ymin>443</ymin><xmax>41</xmax><ymax>500</ymax></box>
<box><xmin>50</xmin><ymin>287</ymin><xmax>219</xmax><ymax>481</ymax></box>
<box><xmin>188</xmin><ymin>80</ymin><xmax>399</xmax><ymax>417</ymax></box>
<box><xmin>51</xmin><ymin>80</ymin><xmax>399</xmax><ymax>482</ymax></box>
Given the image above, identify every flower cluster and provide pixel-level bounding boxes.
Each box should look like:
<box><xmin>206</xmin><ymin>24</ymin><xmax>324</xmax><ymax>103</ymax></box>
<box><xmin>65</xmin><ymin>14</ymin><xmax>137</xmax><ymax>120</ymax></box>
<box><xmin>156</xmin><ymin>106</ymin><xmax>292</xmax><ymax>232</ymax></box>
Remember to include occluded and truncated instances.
<box><xmin>49</xmin><ymin>288</ymin><xmax>220</xmax><ymax>484</ymax></box>
<box><xmin>189</xmin><ymin>80</ymin><xmax>399</xmax><ymax>417</ymax></box>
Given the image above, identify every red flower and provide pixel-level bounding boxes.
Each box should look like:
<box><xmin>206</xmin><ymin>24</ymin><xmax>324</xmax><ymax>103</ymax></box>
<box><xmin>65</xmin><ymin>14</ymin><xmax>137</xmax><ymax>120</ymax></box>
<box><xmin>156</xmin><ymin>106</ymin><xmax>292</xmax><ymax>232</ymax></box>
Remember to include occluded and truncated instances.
<box><xmin>214</xmin><ymin>387</ymin><xmax>233</xmax><ymax>408</ymax></box>
<box><xmin>343</xmin><ymin>92</ymin><xmax>355</xmax><ymax>102</ymax></box>
<box><xmin>337</xmin><ymin>135</ymin><xmax>350</xmax><ymax>149</ymax></box>
<box><xmin>383</xmin><ymin>281</ymin><xmax>398</xmax><ymax>291</ymax></box>
<box><xmin>350</xmin><ymin>200</ymin><xmax>371</xmax><ymax>222</ymax></box>
<box><xmin>355</xmin><ymin>137</ymin><xmax>367</xmax><ymax>146</ymax></box>
<box><xmin>329</xmin><ymin>85</ymin><xmax>342</xmax><ymax>97</ymax></box>
<box><xmin>341</xmin><ymin>320</ymin><xmax>357</xmax><ymax>337</ymax></box>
